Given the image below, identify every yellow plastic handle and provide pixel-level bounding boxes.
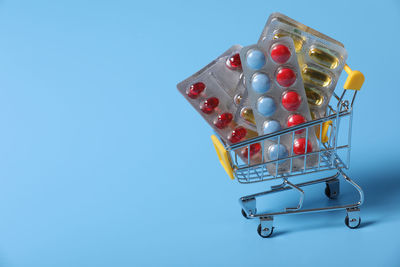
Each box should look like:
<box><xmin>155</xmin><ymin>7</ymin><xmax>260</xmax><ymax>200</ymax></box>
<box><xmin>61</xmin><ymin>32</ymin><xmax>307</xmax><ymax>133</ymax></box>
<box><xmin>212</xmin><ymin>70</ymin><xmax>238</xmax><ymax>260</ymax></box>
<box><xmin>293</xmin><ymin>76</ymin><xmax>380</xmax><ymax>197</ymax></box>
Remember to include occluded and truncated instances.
<box><xmin>343</xmin><ymin>64</ymin><xmax>365</xmax><ymax>91</ymax></box>
<box><xmin>316</xmin><ymin>121</ymin><xmax>332</xmax><ymax>143</ymax></box>
<box><xmin>211</xmin><ymin>135</ymin><xmax>234</xmax><ymax>180</ymax></box>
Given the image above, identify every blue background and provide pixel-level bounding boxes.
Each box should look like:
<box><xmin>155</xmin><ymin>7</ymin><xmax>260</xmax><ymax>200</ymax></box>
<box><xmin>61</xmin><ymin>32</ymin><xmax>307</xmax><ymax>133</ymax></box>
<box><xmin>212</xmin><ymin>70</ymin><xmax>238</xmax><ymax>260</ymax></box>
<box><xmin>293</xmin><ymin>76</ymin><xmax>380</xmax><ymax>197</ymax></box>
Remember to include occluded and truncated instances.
<box><xmin>0</xmin><ymin>0</ymin><xmax>399</xmax><ymax>266</ymax></box>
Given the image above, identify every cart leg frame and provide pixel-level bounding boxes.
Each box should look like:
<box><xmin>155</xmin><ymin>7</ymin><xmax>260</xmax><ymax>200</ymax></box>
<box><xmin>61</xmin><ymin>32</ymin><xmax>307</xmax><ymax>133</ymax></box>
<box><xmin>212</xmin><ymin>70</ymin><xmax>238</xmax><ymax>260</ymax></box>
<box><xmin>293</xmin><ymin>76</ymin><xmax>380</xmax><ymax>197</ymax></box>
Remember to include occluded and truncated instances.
<box><xmin>239</xmin><ymin>168</ymin><xmax>364</xmax><ymax>237</ymax></box>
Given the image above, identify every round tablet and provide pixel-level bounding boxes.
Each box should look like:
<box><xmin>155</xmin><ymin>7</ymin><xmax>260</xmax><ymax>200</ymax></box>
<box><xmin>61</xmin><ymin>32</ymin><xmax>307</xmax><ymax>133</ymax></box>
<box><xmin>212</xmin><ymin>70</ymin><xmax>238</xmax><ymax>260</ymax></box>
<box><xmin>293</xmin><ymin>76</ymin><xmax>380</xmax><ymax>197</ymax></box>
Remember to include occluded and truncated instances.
<box><xmin>241</xmin><ymin>143</ymin><xmax>261</xmax><ymax>159</ymax></box>
<box><xmin>263</xmin><ymin>120</ymin><xmax>281</xmax><ymax>135</ymax></box>
<box><xmin>282</xmin><ymin>91</ymin><xmax>301</xmax><ymax>111</ymax></box>
<box><xmin>276</xmin><ymin>68</ymin><xmax>296</xmax><ymax>87</ymax></box>
<box><xmin>228</xmin><ymin>127</ymin><xmax>247</xmax><ymax>144</ymax></box>
<box><xmin>293</xmin><ymin>138</ymin><xmax>313</xmax><ymax>155</ymax></box>
<box><xmin>200</xmin><ymin>97</ymin><xmax>219</xmax><ymax>114</ymax></box>
<box><xmin>251</xmin><ymin>73</ymin><xmax>270</xmax><ymax>94</ymax></box>
<box><xmin>270</xmin><ymin>44</ymin><xmax>291</xmax><ymax>64</ymax></box>
<box><xmin>287</xmin><ymin>114</ymin><xmax>306</xmax><ymax>134</ymax></box>
<box><xmin>226</xmin><ymin>53</ymin><xmax>242</xmax><ymax>70</ymax></box>
<box><xmin>187</xmin><ymin>82</ymin><xmax>205</xmax><ymax>99</ymax></box>
<box><xmin>246</xmin><ymin>49</ymin><xmax>265</xmax><ymax>70</ymax></box>
<box><xmin>257</xmin><ymin>97</ymin><xmax>276</xmax><ymax>117</ymax></box>
<box><xmin>214</xmin><ymin>112</ymin><xmax>233</xmax><ymax>129</ymax></box>
<box><xmin>268</xmin><ymin>144</ymin><xmax>289</xmax><ymax>161</ymax></box>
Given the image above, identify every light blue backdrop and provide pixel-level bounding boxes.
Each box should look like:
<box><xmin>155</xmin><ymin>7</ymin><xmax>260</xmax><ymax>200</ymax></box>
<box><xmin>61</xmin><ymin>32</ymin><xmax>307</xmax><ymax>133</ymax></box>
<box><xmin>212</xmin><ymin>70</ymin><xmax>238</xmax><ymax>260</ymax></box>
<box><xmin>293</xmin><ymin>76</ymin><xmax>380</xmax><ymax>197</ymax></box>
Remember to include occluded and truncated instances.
<box><xmin>0</xmin><ymin>0</ymin><xmax>399</xmax><ymax>266</ymax></box>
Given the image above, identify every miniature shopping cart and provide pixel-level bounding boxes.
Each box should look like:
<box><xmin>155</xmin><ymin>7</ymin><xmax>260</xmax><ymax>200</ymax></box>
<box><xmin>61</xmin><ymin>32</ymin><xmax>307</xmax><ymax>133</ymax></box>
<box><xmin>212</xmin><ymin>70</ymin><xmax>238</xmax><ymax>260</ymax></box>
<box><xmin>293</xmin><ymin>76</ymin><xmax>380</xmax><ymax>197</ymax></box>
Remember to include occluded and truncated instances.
<box><xmin>211</xmin><ymin>65</ymin><xmax>365</xmax><ymax>238</ymax></box>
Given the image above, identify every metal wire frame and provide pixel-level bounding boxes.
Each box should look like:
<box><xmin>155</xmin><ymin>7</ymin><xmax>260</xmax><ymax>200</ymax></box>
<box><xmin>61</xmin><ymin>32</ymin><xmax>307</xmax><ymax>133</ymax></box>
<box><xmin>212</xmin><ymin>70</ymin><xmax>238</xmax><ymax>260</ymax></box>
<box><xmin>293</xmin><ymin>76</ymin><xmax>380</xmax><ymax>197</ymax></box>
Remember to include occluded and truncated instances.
<box><xmin>222</xmin><ymin>88</ymin><xmax>357</xmax><ymax>184</ymax></box>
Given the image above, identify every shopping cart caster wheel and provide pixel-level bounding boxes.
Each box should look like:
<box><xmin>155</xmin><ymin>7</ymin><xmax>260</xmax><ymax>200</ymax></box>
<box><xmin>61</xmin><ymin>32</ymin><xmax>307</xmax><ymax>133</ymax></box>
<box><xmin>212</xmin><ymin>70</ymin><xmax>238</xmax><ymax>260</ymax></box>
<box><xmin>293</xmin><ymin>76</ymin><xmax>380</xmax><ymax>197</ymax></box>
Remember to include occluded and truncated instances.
<box><xmin>257</xmin><ymin>224</ymin><xmax>274</xmax><ymax>238</ymax></box>
<box><xmin>345</xmin><ymin>215</ymin><xmax>361</xmax><ymax>229</ymax></box>
<box><xmin>241</xmin><ymin>209</ymin><xmax>256</xmax><ymax>219</ymax></box>
<box><xmin>324</xmin><ymin>179</ymin><xmax>339</xmax><ymax>199</ymax></box>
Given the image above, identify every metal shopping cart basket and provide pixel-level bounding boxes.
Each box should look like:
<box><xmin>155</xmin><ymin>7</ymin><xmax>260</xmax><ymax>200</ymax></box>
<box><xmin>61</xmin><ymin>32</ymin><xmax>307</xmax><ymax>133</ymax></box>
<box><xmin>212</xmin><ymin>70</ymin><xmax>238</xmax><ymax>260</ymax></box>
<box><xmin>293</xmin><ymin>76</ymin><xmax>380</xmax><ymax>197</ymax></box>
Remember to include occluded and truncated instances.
<box><xmin>211</xmin><ymin>65</ymin><xmax>365</xmax><ymax>238</ymax></box>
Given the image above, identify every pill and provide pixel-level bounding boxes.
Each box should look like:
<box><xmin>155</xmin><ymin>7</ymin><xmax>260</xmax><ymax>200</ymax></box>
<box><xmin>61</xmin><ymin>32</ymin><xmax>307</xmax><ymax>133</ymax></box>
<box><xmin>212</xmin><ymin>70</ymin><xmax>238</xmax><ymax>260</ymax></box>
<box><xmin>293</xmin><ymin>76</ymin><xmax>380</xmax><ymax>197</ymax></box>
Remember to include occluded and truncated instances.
<box><xmin>302</xmin><ymin>65</ymin><xmax>332</xmax><ymax>87</ymax></box>
<box><xmin>200</xmin><ymin>97</ymin><xmax>219</xmax><ymax>114</ymax></box>
<box><xmin>287</xmin><ymin>114</ymin><xmax>306</xmax><ymax>134</ymax></box>
<box><xmin>187</xmin><ymin>82</ymin><xmax>205</xmax><ymax>99</ymax></box>
<box><xmin>263</xmin><ymin>120</ymin><xmax>281</xmax><ymax>135</ymax></box>
<box><xmin>305</xmin><ymin>86</ymin><xmax>324</xmax><ymax>106</ymax></box>
<box><xmin>293</xmin><ymin>138</ymin><xmax>313</xmax><ymax>155</ymax></box>
<box><xmin>270</xmin><ymin>44</ymin><xmax>291</xmax><ymax>64</ymax></box>
<box><xmin>268</xmin><ymin>144</ymin><xmax>289</xmax><ymax>161</ymax></box>
<box><xmin>276</xmin><ymin>68</ymin><xmax>296</xmax><ymax>87</ymax></box>
<box><xmin>234</xmin><ymin>94</ymin><xmax>242</xmax><ymax>105</ymax></box>
<box><xmin>309</xmin><ymin>47</ymin><xmax>339</xmax><ymax>69</ymax></box>
<box><xmin>257</xmin><ymin>97</ymin><xmax>276</xmax><ymax>117</ymax></box>
<box><xmin>214</xmin><ymin>112</ymin><xmax>233</xmax><ymax>129</ymax></box>
<box><xmin>282</xmin><ymin>91</ymin><xmax>301</xmax><ymax>111</ymax></box>
<box><xmin>273</xmin><ymin>31</ymin><xmax>304</xmax><ymax>52</ymax></box>
<box><xmin>240</xmin><ymin>107</ymin><xmax>256</xmax><ymax>125</ymax></box>
<box><xmin>228</xmin><ymin>127</ymin><xmax>247</xmax><ymax>143</ymax></box>
<box><xmin>251</xmin><ymin>72</ymin><xmax>270</xmax><ymax>93</ymax></box>
<box><xmin>241</xmin><ymin>143</ymin><xmax>261</xmax><ymax>159</ymax></box>
<box><xmin>246</xmin><ymin>49</ymin><xmax>265</xmax><ymax>70</ymax></box>
<box><xmin>226</xmin><ymin>53</ymin><xmax>242</xmax><ymax>70</ymax></box>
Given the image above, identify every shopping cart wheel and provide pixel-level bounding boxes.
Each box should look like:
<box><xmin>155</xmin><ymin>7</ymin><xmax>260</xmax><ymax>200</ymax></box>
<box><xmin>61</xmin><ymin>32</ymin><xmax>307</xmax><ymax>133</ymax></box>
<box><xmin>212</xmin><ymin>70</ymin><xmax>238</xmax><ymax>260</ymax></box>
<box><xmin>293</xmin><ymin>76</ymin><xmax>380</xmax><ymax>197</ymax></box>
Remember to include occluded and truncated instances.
<box><xmin>241</xmin><ymin>208</ymin><xmax>256</xmax><ymax>219</ymax></box>
<box><xmin>257</xmin><ymin>224</ymin><xmax>274</xmax><ymax>238</ymax></box>
<box><xmin>324</xmin><ymin>178</ymin><xmax>340</xmax><ymax>199</ymax></box>
<box><xmin>345</xmin><ymin>215</ymin><xmax>361</xmax><ymax>229</ymax></box>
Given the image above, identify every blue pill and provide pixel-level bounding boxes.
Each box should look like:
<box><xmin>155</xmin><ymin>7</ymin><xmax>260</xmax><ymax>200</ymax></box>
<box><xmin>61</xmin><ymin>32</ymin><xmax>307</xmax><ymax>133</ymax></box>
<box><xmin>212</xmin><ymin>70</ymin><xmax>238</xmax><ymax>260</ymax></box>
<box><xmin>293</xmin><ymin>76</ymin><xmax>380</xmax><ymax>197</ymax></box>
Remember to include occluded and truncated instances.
<box><xmin>268</xmin><ymin>144</ymin><xmax>289</xmax><ymax>161</ymax></box>
<box><xmin>263</xmin><ymin>120</ymin><xmax>281</xmax><ymax>135</ymax></box>
<box><xmin>257</xmin><ymin>97</ymin><xmax>276</xmax><ymax>117</ymax></box>
<box><xmin>246</xmin><ymin>49</ymin><xmax>265</xmax><ymax>70</ymax></box>
<box><xmin>251</xmin><ymin>73</ymin><xmax>270</xmax><ymax>94</ymax></box>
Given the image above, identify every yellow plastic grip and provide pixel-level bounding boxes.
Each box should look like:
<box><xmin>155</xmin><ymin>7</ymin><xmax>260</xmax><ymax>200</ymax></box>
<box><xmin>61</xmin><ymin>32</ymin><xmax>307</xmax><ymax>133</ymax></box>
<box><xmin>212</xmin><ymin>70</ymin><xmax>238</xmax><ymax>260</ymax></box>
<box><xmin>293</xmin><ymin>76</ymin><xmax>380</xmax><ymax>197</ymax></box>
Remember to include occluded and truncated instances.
<box><xmin>316</xmin><ymin>121</ymin><xmax>332</xmax><ymax>143</ymax></box>
<box><xmin>343</xmin><ymin>64</ymin><xmax>365</xmax><ymax>91</ymax></box>
<box><xmin>211</xmin><ymin>135</ymin><xmax>234</xmax><ymax>180</ymax></box>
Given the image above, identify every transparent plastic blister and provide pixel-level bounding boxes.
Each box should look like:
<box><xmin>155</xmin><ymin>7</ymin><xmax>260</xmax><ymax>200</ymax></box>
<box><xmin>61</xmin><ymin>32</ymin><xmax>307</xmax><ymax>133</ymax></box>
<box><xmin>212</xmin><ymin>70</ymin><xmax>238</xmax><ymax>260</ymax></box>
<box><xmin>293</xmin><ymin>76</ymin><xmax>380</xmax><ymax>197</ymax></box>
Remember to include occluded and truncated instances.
<box><xmin>240</xmin><ymin>37</ymin><xmax>319</xmax><ymax>174</ymax></box>
<box><xmin>177</xmin><ymin>45</ymin><xmax>262</xmax><ymax>162</ymax></box>
<box><xmin>258</xmin><ymin>12</ymin><xmax>348</xmax><ymax>119</ymax></box>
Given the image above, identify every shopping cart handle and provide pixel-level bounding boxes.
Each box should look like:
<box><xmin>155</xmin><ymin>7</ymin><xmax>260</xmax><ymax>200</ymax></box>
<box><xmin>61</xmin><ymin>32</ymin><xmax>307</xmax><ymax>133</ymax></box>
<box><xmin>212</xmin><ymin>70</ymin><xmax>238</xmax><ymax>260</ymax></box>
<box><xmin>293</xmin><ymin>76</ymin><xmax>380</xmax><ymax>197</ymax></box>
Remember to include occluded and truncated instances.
<box><xmin>211</xmin><ymin>135</ymin><xmax>234</xmax><ymax>180</ymax></box>
<box><xmin>343</xmin><ymin>64</ymin><xmax>364</xmax><ymax>91</ymax></box>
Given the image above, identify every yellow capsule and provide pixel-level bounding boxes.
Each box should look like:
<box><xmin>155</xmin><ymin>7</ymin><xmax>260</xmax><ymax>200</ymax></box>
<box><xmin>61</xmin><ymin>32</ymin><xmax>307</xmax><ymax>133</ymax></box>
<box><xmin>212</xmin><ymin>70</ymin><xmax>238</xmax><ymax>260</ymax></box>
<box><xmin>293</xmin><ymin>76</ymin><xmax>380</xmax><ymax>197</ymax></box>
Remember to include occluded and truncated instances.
<box><xmin>273</xmin><ymin>31</ymin><xmax>304</xmax><ymax>52</ymax></box>
<box><xmin>234</xmin><ymin>94</ymin><xmax>242</xmax><ymax>105</ymax></box>
<box><xmin>246</xmin><ymin>129</ymin><xmax>258</xmax><ymax>139</ymax></box>
<box><xmin>310</xmin><ymin>110</ymin><xmax>317</xmax><ymax>120</ymax></box>
<box><xmin>309</xmin><ymin>47</ymin><xmax>339</xmax><ymax>69</ymax></box>
<box><xmin>240</xmin><ymin>108</ymin><xmax>256</xmax><ymax>125</ymax></box>
<box><xmin>302</xmin><ymin>65</ymin><xmax>332</xmax><ymax>87</ymax></box>
<box><xmin>305</xmin><ymin>86</ymin><xmax>324</xmax><ymax>106</ymax></box>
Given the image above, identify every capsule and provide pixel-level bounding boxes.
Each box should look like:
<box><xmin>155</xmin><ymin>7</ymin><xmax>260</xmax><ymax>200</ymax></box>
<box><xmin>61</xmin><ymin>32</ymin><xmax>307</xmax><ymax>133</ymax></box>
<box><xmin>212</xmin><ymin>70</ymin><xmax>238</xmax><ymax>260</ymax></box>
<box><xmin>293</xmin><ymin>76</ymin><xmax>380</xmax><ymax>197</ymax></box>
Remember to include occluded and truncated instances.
<box><xmin>240</xmin><ymin>107</ymin><xmax>256</xmax><ymax>125</ymax></box>
<box><xmin>234</xmin><ymin>94</ymin><xmax>242</xmax><ymax>105</ymax></box>
<box><xmin>309</xmin><ymin>47</ymin><xmax>339</xmax><ymax>69</ymax></box>
<box><xmin>273</xmin><ymin>30</ymin><xmax>304</xmax><ymax>52</ymax></box>
<box><xmin>305</xmin><ymin>86</ymin><xmax>324</xmax><ymax>106</ymax></box>
<box><xmin>302</xmin><ymin>65</ymin><xmax>332</xmax><ymax>87</ymax></box>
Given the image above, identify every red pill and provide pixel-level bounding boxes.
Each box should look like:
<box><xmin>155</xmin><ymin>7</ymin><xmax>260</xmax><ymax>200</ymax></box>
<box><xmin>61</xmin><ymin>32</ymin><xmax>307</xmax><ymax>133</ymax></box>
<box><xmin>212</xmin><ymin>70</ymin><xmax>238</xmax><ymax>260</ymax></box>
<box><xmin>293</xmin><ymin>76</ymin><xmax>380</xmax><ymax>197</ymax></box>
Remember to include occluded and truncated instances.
<box><xmin>282</xmin><ymin>91</ymin><xmax>301</xmax><ymax>111</ymax></box>
<box><xmin>287</xmin><ymin>114</ymin><xmax>306</xmax><ymax>134</ymax></box>
<box><xmin>226</xmin><ymin>53</ymin><xmax>242</xmax><ymax>70</ymax></box>
<box><xmin>241</xmin><ymin>143</ymin><xmax>261</xmax><ymax>159</ymax></box>
<box><xmin>187</xmin><ymin>82</ymin><xmax>206</xmax><ymax>99</ymax></box>
<box><xmin>270</xmin><ymin>44</ymin><xmax>291</xmax><ymax>64</ymax></box>
<box><xmin>200</xmin><ymin>97</ymin><xmax>219</xmax><ymax>114</ymax></box>
<box><xmin>214</xmin><ymin>113</ymin><xmax>233</xmax><ymax>129</ymax></box>
<box><xmin>293</xmin><ymin>138</ymin><xmax>313</xmax><ymax>155</ymax></box>
<box><xmin>228</xmin><ymin>127</ymin><xmax>247</xmax><ymax>143</ymax></box>
<box><xmin>276</xmin><ymin>68</ymin><xmax>296</xmax><ymax>87</ymax></box>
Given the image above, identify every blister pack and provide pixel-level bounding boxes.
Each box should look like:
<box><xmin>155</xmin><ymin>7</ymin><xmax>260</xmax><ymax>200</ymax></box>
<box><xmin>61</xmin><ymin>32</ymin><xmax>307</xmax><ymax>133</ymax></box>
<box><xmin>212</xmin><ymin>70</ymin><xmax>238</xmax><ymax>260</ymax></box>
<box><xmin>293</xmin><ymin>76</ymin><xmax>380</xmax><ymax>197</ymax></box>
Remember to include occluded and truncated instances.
<box><xmin>177</xmin><ymin>45</ymin><xmax>262</xmax><ymax>162</ymax></box>
<box><xmin>258</xmin><ymin>13</ymin><xmax>348</xmax><ymax>119</ymax></box>
<box><xmin>240</xmin><ymin>37</ymin><xmax>319</xmax><ymax>174</ymax></box>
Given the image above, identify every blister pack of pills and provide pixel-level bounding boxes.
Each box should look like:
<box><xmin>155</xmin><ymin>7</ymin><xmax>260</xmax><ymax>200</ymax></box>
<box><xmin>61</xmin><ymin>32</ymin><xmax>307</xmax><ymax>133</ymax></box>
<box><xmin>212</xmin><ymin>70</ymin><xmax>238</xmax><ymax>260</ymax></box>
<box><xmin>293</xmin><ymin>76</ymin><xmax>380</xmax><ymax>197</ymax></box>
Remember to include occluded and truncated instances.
<box><xmin>258</xmin><ymin>13</ymin><xmax>348</xmax><ymax>120</ymax></box>
<box><xmin>177</xmin><ymin>45</ymin><xmax>263</xmax><ymax>162</ymax></box>
<box><xmin>240</xmin><ymin>37</ymin><xmax>319</xmax><ymax>174</ymax></box>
